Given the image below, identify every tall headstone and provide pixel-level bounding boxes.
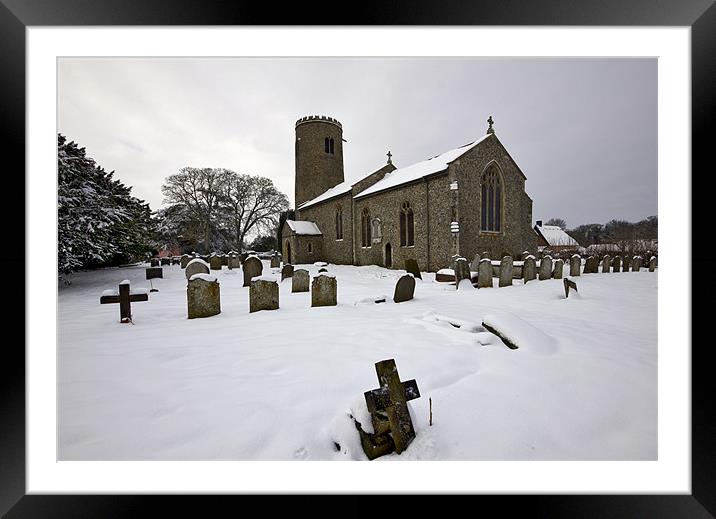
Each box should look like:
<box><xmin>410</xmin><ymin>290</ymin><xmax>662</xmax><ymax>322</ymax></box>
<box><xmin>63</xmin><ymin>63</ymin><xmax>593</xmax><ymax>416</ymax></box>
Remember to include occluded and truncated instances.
<box><xmin>523</xmin><ymin>256</ymin><xmax>536</xmax><ymax>283</ymax></box>
<box><xmin>584</xmin><ymin>256</ymin><xmax>598</xmax><ymax>274</ymax></box>
<box><xmin>180</xmin><ymin>254</ymin><xmax>190</xmax><ymax>269</ymax></box>
<box><xmin>478</xmin><ymin>258</ymin><xmax>493</xmax><ymax>288</ymax></box>
<box><xmin>311</xmin><ymin>274</ymin><xmax>337</xmax><ymax>307</ymax></box>
<box><xmin>209</xmin><ymin>254</ymin><xmax>222</xmax><ymax>271</ymax></box>
<box><xmin>570</xmin><ymin>254</ymin><xmax>581</xmax><ymax>276</ymax></box>
<box><xmin>612</xmin><ymin>256</ymin><xmax>622</xmax><ymax>272</ymax></box>
<box><xmin>552</xmin><ymin>258</ymin><xmax>564</xmax><ymax>279</ymax></box>
<box><xmin>187</xmin><ymin>275</ymin><xmax>221</xmax><ymax>319</ymax></box>
<box><xmin>404</xmin><ymin>259</ymin><xmax>422</xmax><ymax>280</ymax></box>
<box><xmin>249</xmin><ymin>278</ymin><xmax>279</xmax><ymax>313</ymax></box>
<box><xmin>623</xmin><ymin>255</ymin><xmax>632</xmax><ymax>272</ymax></box>
<box><xmin>499</xmin><ymin>256</ymin><xmax>513</xmax><ymax>287</ymax></box>
<box><xmin>243</xmin><ymin>256</ymin><xmax>263</xmax><ymax>287</ymax></box>
<box><xmin>292</xmin><ymin>269</ymin><xmax>310</xmax><ymax>293</ymax></box>
<box><xmin>539</xmin><ymin>255</ymin><xmax>553</xmax><ymax>280</ymax></box>
<box><xmin>454</xmin><ymin>258</ymin><xmax>470</xmax><ymax>288</ymax></box>
<box><xmin>270</xmin><ymin>254</ymin><xmax>280</xmax><ymax>268</ymax></box>
<box><xmin>393</xmin><ymin>274</ymin><xmax>416</xmax><ymax>303</ymax></box>
<box><xmin>601</xmin><ymin>254</ymin><xmax>611</xmax><ymax>273</ymax></box>
<box><xmin>185</xmin><ymin>258</ymin><xmax>210</xmax><ymax>281</ymax></box>
<box><xmin>649</xmin><ymin>256</ymin><xmax>657</xmax><ymax>272</ymax></box>
<box><xmin>632</xmin><ymin>256</ymin><xmax>643</xmax><ymax>271</ymax></box>
<box><xmin>469</xmin><ymin>253</ymin><xmax>481</xmax><ymax>273</ymax></box>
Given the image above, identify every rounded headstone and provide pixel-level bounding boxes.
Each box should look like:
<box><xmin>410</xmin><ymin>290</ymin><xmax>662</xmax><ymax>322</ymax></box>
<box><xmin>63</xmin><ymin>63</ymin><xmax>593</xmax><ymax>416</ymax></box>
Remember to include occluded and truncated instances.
<box><xmin>393</xmin><ymin>274</ymin><xmax>416</xmax><ymax>303</ymax></box>
<box><xmin>209</xmin><ymin>255</ymin><xmax>223</xmax><ymax>271</ymax></box>
<box><xmin>552</xmin><ymin>258</ymin><xmax>564</xmax><ymax>279</ymax></box>
<box><xmin>601</xmin><ymin>254</ymin><xmax>611</xmax><ymax>273</ymax></box>
<box><xmin>469</xmin><ymin>253</ymin><xmax>481</xmax><ymax>272</ymax></box>
<box><xmin>185</xmin><ymin>258</ymin><xmax>210</xmax><ymax>281</ymax></box>
<box><xmin>454</xmin><ymin>258</ymin><xmax>470</xmax><ymax>287</ymax></box>
<box><xmin>612</xmin><ymin>256</ymin><xmax>622</xmax><ymax>272</ymax></box>
<box><xmin>648</xmin><ymin>256</ymin><xmax>657</xmax><ymax>272</ymax></box>
<box><xmin>311</xmin><ymin>274</ymin><xmax>337</xmax><ymax>307</ymax></box>
<box><xmin>499</xmin><ymin>256</ymin><xmax>513</xmax><ymax>287</ymax></box>
<box><xmin>243</xmin><ymin>256</ymin><xmax>263</xmax><ymax>287</ymax></box>
<box><xmin>478</xmin><ymin>258</ymin><xmax>493</xmax><ymax>288</ymax></box>
<box><xmin>570</xmin><ymin>254</ymin><xmax>581</xmax><ymax>276</ymax></box>
<box><xmin>180</xmin><ymin>254</ymin><xmax>190</xmax><ymax>269</ymax></box>
<box><xmin>281</xmin><ymin>264</ymin><xmax>294</xmax><ymax>281</ymax></box>
<box><xmin>523</xmin><ymin>256</ymin><xmax>536</xmax><ymax>283</ymax></box>
<box><xmin>632</xmin><ymin>256</ymin><xmax>643</xmax><ymax>271</ymax></box>
<box><xmin>539</xmin><ymin>255</ymin><xmax>553</xmax><ymax>280</ymax></box>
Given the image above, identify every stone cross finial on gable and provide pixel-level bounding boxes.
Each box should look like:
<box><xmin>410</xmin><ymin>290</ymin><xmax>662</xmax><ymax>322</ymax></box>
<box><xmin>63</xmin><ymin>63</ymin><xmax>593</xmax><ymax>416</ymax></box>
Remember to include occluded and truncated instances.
<box><xmin>386</xmin><ymin>150</ymin><xmax>392</xmax><ymax>164</ymax></box>
<box><xmin>487</xmin><ymin>115</ymin><xmax>495</xmax><ymax>134</ymax></box>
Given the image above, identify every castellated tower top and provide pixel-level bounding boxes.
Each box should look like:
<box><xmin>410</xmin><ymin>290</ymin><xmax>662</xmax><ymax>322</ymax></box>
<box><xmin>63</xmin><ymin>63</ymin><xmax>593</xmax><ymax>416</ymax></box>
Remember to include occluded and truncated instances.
<box><xmin>294</xmin><ymin>115</ymin><xmax>345</xmax><ymax>209</ymax></box>
<box><xmin>295</xmin><ymin>115</ymin><xmax>342</xmax><ymax>129</ymax></box>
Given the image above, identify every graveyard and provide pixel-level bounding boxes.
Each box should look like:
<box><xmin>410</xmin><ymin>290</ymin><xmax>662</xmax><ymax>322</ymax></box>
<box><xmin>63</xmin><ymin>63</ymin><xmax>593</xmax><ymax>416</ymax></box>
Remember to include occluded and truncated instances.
<box><xmin>58</xmin><ymin>256</ymin><xmax>657</xmax><ymax>461</ymax></box>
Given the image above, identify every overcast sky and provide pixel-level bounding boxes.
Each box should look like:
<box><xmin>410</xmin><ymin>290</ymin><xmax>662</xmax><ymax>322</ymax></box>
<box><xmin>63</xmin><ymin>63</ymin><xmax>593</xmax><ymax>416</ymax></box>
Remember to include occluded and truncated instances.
<box><xmin>58</xmin><ymin>57</ymin><xmax>656</xmax><ymax>228</ymax></box>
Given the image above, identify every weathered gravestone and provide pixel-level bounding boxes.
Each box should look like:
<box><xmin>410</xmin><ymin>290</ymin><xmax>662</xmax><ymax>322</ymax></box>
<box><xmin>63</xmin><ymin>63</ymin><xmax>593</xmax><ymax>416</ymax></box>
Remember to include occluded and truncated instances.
<box><xmin>612</xmin><ymin>256</ymin><xmax>622</xmax><ymax>272</ymax></box>
<box><xmin>632</xmin><ymin>256</ymin><xmax>643</xmax><ymax>271</ymax></box>
<box><xmin>601</xmin><ymin>254</ymin><xmax>611</xmax><ymax>273</ymax></box>
<box><xmin>469</xmin><ymin>253</ymin><xmax>481</xmax><ymax>273</ymax></box>
<box><xmin>354</xmin><ymin>359</ymin><xmax>420</xmax><ymax>460</ymax></box>
<box><xmin>180</xmin><ymin>254</ymin><xmax>190</xmax><ymax>269</ymax></box>
<box><xmin>454</xmin><ymin>257</ymin><xmax>471</xmax><ymax>289</ymax></box>
<box><xmin>242</xmin><ymin>256</ymin><xmax>263</xmax><ymax>287</ymax></box>
<box><xmin>404</xmin><ymin>258</ymin><xmax>422</xmax><ymax>280</ymax></box>
<box><xmin>311</xmin><ymin>274</ymin><xmax>337</xmax><ymax>307</ymax></box>
<box><xmin>150</xmin><ymin>258</ymin><xmax>159</xmax><ymax>267</ymax></box>
<box><xmin>523</xmin><ymin>256</ymin><xmax>536</xmax><ymax>283</ymax></box>
<box><xmin>185</xmin><ymin>258</ymin><xmax>210</xmax><ymax>281</ymax></box>
<box><xmin>221</xmin><ymin>255</ymin><xmax>228</xmax><ymax>266</ymax></box>
<box><xmin>270</xmin><ymin>254</ymin><xmax>280</xmax><ymax>268</ymax></box>
<box><xmin>393</xmin><ymin>274</ymin><xmax>415</xmax><ymax>303</ymax></box>
<box><xmin>187</xmin><ymin>274</ymin><xmax>221</xmax><ymax>319</ymax></box>
<box><xmin>521</xmin><ymin>250</ymin><xmax>531</xmax><ymax>261</ymax></box>
<box><xmin>249</xmin><ymin>278</ymin><xmax>279</xmax><ymax>313</ymax></box>
<box><xmin>281</xmin><ymin>264</ymin><xmax>294</xmax><ymax>281</ymax></box>
<box><xmin>622</xmin><ymin>256</ymin><xmax>632</xmax><ymax>272</ymax></box>
<box><xmin>649</xmin><ymin>256</ymin><xmax>657</xmax><ymax>272</ymax></box>
<box><xmin>539</xmin><ymin>255</ymin><xmax>553</xmax><ymax>280</ymax></box>
<box><xmin>563</xmin><ymin>277</ymin><xmax>578</xmax><ymax>298</ymax></box>
<box><xmin>499</xmin><ymin>256</ymin><xmax>513</xmax><ymax>287</ymax></box>
<box><xmin>584</xmin><ymin>256</ymin><xmax>598</xmax><ymax>274</ymax></box>
<box><xmin>209</xmin><ymin>254</ymin><xmax>223</xmax><ymax>271</ymax></box>
<box><xmin>160</xmin><ymin>257</ymin><xmax>170</xmax><ymax>266</ymax></box>
<box><xmin>552</xmin><ymin>258</ymin><xmax>564</xmax><ymax>279</ymax></box>
<box><xmin>318</xmin><ymin>267</ymin><xmax>328</xmax><ymax>273</ymax></box>
<box><xmin>478</xmin><ymin>258</ymin><xmax>493</xmax><ymax>288</ymax></box>
<box><xmin>171</xmin><ymin>256</ymin><xmax>180</xmax><ymax>265</ymax></box>
<box><xmin>570</xmin><ymin>254</ymin><xmax>581</xmax><ymax>276</ymax></box>
<box><xmin>227</xmin><ymin>254</ymin><xmax>240</xmax><ymax>270</ymax></box>
<box><xmin>145</xmin><ymin>266</ymin><xmax>163</xmax><ymax>292</ymax></box>
<box><xmin>292</xmin><ymin>269</ymin><xmax>309</xmax><ymax>292</ymax></box>
<box><xmin>99</xmin><ymin>280</ymin><xmax>149</xmax><ymax>323</ymax></box>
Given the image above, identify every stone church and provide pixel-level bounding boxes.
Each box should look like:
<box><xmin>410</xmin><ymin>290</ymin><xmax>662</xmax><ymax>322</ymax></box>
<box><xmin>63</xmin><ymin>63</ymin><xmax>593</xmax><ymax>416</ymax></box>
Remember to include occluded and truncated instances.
<box><xmin>281</xmin><ymin>115</ymin><xmax>536</xmax><ymax>272</ymax></box>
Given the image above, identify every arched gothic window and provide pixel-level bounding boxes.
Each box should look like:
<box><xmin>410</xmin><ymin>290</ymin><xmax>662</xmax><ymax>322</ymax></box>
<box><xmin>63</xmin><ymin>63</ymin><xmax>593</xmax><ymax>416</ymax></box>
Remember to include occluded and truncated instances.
<box><xmin>361</xmin><ymin>208</ymin><xmax>371</xmax><ymax>248</ymax></box>
<box><xmin>335</xmin><ymin>206</ymin><xmax>343</xmax><ymax>240</ymax></box>
<box><xmin>399</xmin><ymin>201</ymin><xmax>415</xmax><ymax>247</ymax></box>
<box><xmin>481</xmin><ymin>164</ymin><xmax>502</xmax><ymax>232</ymax></box>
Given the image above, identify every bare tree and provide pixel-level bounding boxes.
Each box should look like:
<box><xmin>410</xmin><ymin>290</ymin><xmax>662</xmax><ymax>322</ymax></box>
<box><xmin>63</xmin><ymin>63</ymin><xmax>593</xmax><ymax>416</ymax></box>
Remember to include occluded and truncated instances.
<box><xmin>218</xmin><ymin>172</ymin><xmax>289</xmax><ymax>251</ymax></box>
<box><xmin>545</xmin><ymin>217</ymin><xmax>567</xmax><ymax>230</ymax></box>
<box><xmin>161</xmin><ymin>167</ymin><xmax>230</xmax><ymax>253</ymax></box>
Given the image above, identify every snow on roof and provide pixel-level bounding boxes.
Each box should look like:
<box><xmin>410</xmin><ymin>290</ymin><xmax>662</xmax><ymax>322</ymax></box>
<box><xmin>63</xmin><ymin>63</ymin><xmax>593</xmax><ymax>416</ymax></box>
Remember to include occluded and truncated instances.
<box><xmin>535</xmin><ymin>225</ymin><xmax>579</xmax><ymax>247</ymax></box>
<box><xmin>285</xmin><ymin>220</ymin><xmax>322</xmax><ymax>236</ymax></box>
<box><xmin>354</xmin><ymin>134</ymin><xmax>492</xmax><ymax>199</ymax></box>
<box><xmin>297</xmin><ymin>163</ymin><xmax>390</xmax><ymax>210</ymax></box>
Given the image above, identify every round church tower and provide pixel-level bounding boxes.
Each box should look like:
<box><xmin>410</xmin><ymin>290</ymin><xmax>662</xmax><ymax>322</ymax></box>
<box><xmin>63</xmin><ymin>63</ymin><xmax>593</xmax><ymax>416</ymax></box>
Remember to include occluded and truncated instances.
<box><xmin>294</xmin><ymin>115</ymin><xmax>345</xmax><ymax>208</ymax></box>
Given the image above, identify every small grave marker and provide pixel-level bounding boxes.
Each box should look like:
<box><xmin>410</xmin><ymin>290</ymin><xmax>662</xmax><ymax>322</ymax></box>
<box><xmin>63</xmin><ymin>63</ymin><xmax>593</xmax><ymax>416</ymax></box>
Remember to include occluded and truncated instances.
<box><xmin>145</xmin><ymin>266</ymin><xmax>163</xmax><ymax>292</ymax></box>
<box><xmin>99</xmin><ymin>280</ymin><xmax>149</xmax><ymax>323</ymax></box>
<box><xmin>564</xmin><ymin>277</ymin><xmax>578</xmax><ymax>298</ymax></box>
<box><xmin>393</xmin><ymin>274</ymin><xmax>415</xmax><ymax>303</ymax></box>
<box><xmin>404</xmin><ymin>259</ymin><xmax>422</xmax><ymax>280</ymax></box>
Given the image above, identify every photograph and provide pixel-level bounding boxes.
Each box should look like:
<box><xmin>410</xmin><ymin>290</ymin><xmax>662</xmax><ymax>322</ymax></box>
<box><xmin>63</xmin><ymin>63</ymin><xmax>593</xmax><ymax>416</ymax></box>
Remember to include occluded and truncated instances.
<box><xmin>56</xmin><ymin>56</ymin><xmax>658</xmax><ymax>462</ymax></box>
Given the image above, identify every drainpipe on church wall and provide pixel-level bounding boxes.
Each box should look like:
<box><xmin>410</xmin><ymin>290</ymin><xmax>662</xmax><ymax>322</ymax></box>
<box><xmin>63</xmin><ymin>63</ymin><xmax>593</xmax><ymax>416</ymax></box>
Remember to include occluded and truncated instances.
<box><xmin>424</xmin><ymin>177</ymin><xmax>430</xmax><ymax>271</ymax></box>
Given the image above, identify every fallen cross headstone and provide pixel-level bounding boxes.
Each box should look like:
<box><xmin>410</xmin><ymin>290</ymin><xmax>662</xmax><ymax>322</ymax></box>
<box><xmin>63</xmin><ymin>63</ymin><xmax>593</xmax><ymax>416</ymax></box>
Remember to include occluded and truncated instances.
<box><xmin>100</xmin><ymin>280</ymin><xmax>149</xmax><ymax>323</ymax></box>
<box><xmin>564</xmin><ymin>277</ymin><xmax>578</xmax><ymax>298</ymax></box>
<box><xmin>354</xmin><ymin>359</ymin><xmax>420</xmax><ymax>460</ymax></box>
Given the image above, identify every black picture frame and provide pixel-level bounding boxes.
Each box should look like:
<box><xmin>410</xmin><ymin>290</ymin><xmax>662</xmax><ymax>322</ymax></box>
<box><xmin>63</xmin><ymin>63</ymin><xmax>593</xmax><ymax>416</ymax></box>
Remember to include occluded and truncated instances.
<box><xmin>3</xmin><ymin>0</ymin><xmax>710</xmax><ymax>515</ymax></box>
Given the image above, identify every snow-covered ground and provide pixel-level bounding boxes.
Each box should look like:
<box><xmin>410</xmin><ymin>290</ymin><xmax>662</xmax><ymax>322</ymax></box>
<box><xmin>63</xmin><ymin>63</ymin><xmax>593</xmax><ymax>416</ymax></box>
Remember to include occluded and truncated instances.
<box><xmin>58</xmin><ymin>261</ymin><xmax>657</xmax><ymax>461</ymax></box>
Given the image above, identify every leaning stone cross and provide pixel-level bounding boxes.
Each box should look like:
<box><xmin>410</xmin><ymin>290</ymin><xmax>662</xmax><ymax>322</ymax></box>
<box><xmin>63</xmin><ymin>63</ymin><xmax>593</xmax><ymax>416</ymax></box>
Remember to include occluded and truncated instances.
<box><xmin>356</xmin><ymin>359</ymin><xmax>420</xmax><ymax>460</ymax></box>
<box><xmin>100</xmin><ymin>279</ymin><xmax>149</xmax><ymax>323</ymax></box>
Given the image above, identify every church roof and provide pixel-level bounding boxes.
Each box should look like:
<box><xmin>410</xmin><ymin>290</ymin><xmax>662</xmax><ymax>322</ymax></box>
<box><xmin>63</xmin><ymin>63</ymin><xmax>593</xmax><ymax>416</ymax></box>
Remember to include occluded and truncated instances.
<box><xmin>354</xmin><ymin>133</ymin><xmax>493</xmax><ymax>199</ymax></box>
<box><xmin>285</xmin><ymin>220</ymin><xmax>322</xmax><ymax>236</ymax></box>
<box><xmin>297</xmin><ymin>163</ymin><xmax>393</xmax><ymax>210</ymax></box>
<box><xmin>534</xmin><ymin>224</ymin><xmax>580</xmax><ymax>247</ymax></box>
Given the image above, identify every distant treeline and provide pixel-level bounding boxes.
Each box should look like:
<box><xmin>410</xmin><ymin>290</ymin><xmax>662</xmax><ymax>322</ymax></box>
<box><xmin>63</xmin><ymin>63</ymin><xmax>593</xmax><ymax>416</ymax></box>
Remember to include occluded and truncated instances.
<box><xmin>566</xmin><ymin>216</ymin><xmax>658</xmax><ymax>247</ymax></box>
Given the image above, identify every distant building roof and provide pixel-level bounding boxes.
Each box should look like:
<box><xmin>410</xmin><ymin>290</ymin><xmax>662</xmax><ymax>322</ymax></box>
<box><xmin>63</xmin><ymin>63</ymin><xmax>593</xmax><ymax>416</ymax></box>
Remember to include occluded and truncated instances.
<box><xmin>354</xmin><ymin>133</ymin><xmax>494</xmax><ymax>199</ymax></box>
<box><xmin>534</xmin><ymin>224</ymin><xmax>580</xmax><ymax>247</ymax></box>
<box><xmin>285</xmin><ymin>220</ymin><xmax>322</xmax><ymax>236</ymax></box>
